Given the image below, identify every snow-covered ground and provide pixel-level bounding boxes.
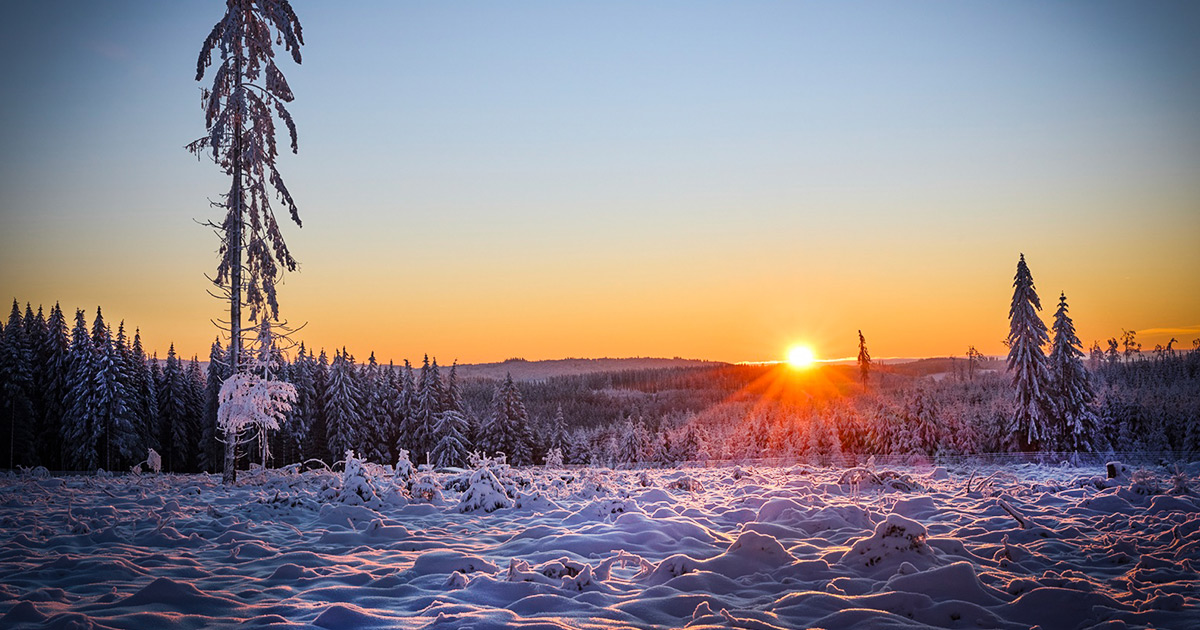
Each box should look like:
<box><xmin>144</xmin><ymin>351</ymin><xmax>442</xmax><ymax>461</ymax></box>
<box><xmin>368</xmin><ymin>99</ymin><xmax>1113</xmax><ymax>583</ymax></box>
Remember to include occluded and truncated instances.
<box><xmin>1</xmin><ymin>461</ymin><xmax>1198</xmax><ymax>630</ymax></box>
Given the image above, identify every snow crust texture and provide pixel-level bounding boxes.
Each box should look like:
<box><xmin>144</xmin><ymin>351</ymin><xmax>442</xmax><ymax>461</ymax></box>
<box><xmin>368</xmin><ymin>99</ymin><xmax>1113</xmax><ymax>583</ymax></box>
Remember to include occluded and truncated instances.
<box><xmin>1</xmin><ymin>462</ymin><xmax>1198</xmax><ymax>630</ymax></box>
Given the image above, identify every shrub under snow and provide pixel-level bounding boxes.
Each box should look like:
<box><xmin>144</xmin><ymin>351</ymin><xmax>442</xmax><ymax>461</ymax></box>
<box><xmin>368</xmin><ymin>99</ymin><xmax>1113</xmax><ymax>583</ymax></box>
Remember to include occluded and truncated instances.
<box><xmin>458</xmin><ymin>466</ymin><xmax>513</xmax><ymax>513</ymax></box>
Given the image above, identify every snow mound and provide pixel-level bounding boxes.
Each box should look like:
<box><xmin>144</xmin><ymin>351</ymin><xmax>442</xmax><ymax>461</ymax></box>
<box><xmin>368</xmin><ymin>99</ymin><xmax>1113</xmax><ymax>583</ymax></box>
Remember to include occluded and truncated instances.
<box><xmin>840</xmin><ymin>513</ymin><xmax>936</xmax><ymax>576</ymax></box>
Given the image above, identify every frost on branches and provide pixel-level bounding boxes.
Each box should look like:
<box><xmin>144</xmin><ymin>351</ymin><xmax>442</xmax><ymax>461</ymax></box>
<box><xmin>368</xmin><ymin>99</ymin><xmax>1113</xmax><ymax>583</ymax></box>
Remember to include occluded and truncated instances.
<box><xmin>217</xmin><ymin>372</ymin><xmax>296</xmax><ymax>465</ymax></box>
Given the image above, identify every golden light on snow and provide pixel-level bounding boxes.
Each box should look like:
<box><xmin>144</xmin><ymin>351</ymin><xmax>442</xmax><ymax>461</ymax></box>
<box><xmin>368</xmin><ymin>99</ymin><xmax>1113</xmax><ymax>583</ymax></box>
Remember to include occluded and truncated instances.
<box><xmin>786</xmin><ymin>345</ymin><xmax>816</xmax><ymax>370</ymax></box>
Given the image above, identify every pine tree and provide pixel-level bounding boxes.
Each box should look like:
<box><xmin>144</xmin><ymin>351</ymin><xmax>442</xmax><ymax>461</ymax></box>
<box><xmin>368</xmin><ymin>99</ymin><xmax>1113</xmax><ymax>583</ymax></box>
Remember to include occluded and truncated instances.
<box><xmin>324</xmin><ymin>349</ymin><xmax>362</xmax><ymax>460</ymax></box>
<box><xmin>486</xmin><ymin>373</ymin><xmax>533</xmax><ymax>465</ymax></box>
<box><xmin>91</xmin><ymin>324</ymin><xmax>137</xmax><ymax>471</ymax></box>
<box><xmin>287</xmin><ymin>344</ymin><xmax>316</xmax><ymax>463</ymax></box>
<box><xmin>1049</xmin><ymin>292</ymin><xmax>1098</xmax><ymax>452</ymax></box>
<box><xmin>309</xmin><ymin>349</ymin><xmax>330</xmax><ymax>462</ymax></box>
<box><xmin>130</xmin><ymin>329</ymin><xmax>160</xmax><ymax>459</ymax></box>
<box><xmin>358</xmin><ymin>352</ymin><xmax>387</xmax><ymax>462</ymax></box>
<box><xmin>380</xmin><ymin>361</ymin><xmax>402</xmax><ymax>465</ymax></box>
<box><xmin>411</xmin><ymin>355</ymin><xmax>445</xmax><ymax>465</ymax></box>
<box><xmin>185</xmin><ymin>358</ymin><xmax>207</xmax><ymax>469</ymax></box>
<box><xmin>201</xmin><ymin>338</ymin><xmax>228</xmax><ymax>471</ymax></box>
<box><xmin>0</xmin><ymin>300</ymin><xmax>34</xmax><ymax>469</ymax></box>
<box><xmin>24</xmin><ymin>305</ymin><xmax>51</xmax><ymax>467</ymax></box>
<box><xmin>1006</xmin><ymin>253</ymin><xmax>1053</xmax><ymax>451</ymax></box>
<box><xmin>549</xmin><ymin>404</ymin><xmax>567</xmax><ymax>453</ymax></box>
<box><xmin>395</xmin><ymin>359</ymin><xmax>417</xmax><ymax>456</ymax></box>
<box><xmin>62</xmin><ymin>310</ymin><xmax>97</xmax><ymax>470</ymax></box>
<box><xmin>432</xmin><ymin>409</ymin><xmax>469</xmax><ymax>468</ymax></box>
<box><xmin>857</xmin><ymin>330</ymin><xmax>872</xmax><ymax>391</ymax></box>
<box><xmin>40</xmin><ymin>304</ymin><xmax>70</xmax><ymax>470</ymax></box>
<box><xmin>158</xmin><ymin>345</ymin><xmax>190</xmax><ymax>472</ymax></box>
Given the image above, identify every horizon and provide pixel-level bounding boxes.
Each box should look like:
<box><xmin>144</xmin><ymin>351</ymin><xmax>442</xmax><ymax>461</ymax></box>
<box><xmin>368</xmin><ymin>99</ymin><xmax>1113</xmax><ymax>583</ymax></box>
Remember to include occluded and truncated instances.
<box><xmin>2</xmin><ymin>1</ymin><xmax>1198</xmax><ymax>363</ymax></box>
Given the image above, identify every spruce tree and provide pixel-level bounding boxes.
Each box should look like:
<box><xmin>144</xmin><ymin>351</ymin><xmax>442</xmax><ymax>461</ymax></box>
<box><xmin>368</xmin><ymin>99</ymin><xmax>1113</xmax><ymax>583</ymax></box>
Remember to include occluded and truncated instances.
<box><xmin>310</xmin><ymin>349</ymin><xmax>330</xmax><ymax>462</ymax></box>
<box><xmin>857</xmin><ymin>330</ymin><xmax>872</xmax><ymax>391</ymax></box>
<box><xmin>412</xmin><ymin>355</ymin><xmax>444</xmax><ymax>464</ymax></box>
<box><xmin>380</xmin><ymin>361</ymin><xmax>402</xmax><ymax>465</ymax></box>
<box><xmin>395</xmin><ymin>359</ymin><xmax>417</xmax><ymax>456</ymax></box>
<box><xmin>201</xmin><ymin>338</ymin><xmax>228</xmax><ymax>471</ymax></box>
<box><xmin>1</xmin><ymin>300</ymin><xmax>34</xmax><ymax>468</ymax></box>
<box><xmin>130</xmin><ymin>330</ymin><xmax>160</xmax><ymax>457</ymax></box>
<box><xmin>360</xmin><ymin>352</ymin><xmax>389</xmax><ymax>462</ymax></box>
<box><xmin>185</xmin><ymin>358</ymin><xmax>207</xmax><ymax>469</ymax></box>
<box><xmin>62</xmin><ymin>310</ymin><xmax>97</xmax><ymax>470</ymax></box>
<box><xmin>324</xmin><ymin>349</ymin><xmax>362</xmax><ymax>460</ymax></box>
<box><xmin>1006</xmin><ymin>253</ymin><xmax>1053</xmax><ymax>451</ymax></box>
<box><xmin>487</xmin><ymin>373</ymin><xmax>533</xmax><ymax>465</ymax></box>
<box><xmin>92</xmin><ymin>324</ymin><xmax>137</xmax><ymax>471</ymax></box>
<box><xmin>432</xmin><ymin>409</ymin><xmax>469</xmax><ymax>468</ymax></box>
<box><xmin>1049</xmin><ymin>293</ymin><xmax>1099</xmax><ymax>452</ymax></box>
<box><xmin>41</xmin><ymin>304</ymin><xmax>70</xmax><ymax>470</ymax></box>
<box><xmin>24</xmin><ymin>305</ymin><xmax>50</xmax><ymax>467</ymax></box>
<box><xmin>287</xmin><ymin>345</ymin><xmax>316</xmax><ymax>463</ymax></box>
<box><xmin>158</xmin><ymin>345</ymin><xmax>190</xmax><ymax>472</ymax></box>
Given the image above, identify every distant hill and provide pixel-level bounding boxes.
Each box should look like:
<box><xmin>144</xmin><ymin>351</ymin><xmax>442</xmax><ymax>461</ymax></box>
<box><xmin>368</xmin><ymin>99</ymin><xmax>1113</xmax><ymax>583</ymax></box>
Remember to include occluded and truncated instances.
<box><xmin>453</xmin><ymin>357</ymin><xmax>727</xmax><ymax>382</ymax></box>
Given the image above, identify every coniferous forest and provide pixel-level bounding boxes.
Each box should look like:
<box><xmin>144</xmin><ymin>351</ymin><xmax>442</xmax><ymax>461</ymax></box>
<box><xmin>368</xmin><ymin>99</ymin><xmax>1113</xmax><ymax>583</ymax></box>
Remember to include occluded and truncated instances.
<box><xmin>1</xmin><ymin>295</ymin><xmax>1197</xmax><ymax>473</ymax></box>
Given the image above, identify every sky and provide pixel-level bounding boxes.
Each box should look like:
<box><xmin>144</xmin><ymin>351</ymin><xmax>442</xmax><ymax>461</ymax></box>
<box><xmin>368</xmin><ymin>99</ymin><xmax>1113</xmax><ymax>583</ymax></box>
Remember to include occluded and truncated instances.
<box><xmin>1</xmin><ymin>1</ymin><xmax>1198</xmax><ymax>365</ymax></box>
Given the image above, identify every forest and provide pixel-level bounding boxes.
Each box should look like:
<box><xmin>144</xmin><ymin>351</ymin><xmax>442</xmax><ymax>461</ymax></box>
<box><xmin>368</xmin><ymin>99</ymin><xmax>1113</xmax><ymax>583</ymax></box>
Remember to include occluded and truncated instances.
<box><xmin>1</xmin><ymin>298</ymin><xmax>1196</xmax><ymax>473</ymax></box>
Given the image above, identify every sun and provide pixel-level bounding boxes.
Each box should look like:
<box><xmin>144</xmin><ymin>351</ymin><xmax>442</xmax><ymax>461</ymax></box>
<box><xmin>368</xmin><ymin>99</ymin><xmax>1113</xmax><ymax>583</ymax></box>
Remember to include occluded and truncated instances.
<box><xmin>786</xmin><ymin>345</ymin><xmax>817</xmax><ymax>369</ymax></box>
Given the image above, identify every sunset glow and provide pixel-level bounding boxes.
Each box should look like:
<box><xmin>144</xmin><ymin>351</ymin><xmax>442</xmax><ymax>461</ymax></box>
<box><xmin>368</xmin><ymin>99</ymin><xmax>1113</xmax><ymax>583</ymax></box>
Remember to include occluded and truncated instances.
<box><xmin>786</xmin><ymin>346</ymin><xmax>817</xmax><ymax>370</ymax></box>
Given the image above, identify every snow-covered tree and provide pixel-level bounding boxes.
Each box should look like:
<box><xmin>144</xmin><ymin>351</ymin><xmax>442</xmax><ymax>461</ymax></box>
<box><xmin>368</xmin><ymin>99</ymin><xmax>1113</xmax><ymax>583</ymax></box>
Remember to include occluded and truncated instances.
<box><xmin>484</xmin><ymin>374</ymin><xmax>534</xmax><ymax>465</ymax></box>
<box><xmin>0</xmin><ymin>300</ymin><xmax>33</xmax><ymax>469</ymax></box>
<box><xmin>324</xmin><ymin>349</ymin><xmax>362</xmax><ymax>459</ymax></box>
<box><xmin>91</xmin><ymin>323</ymin><xmax>137</xmax><ymax>471</ymax></box>
<box><xmin>158</xmin><ymin>345</ymin><xmax>191</xmax><ymax>472</ymax></box>
<box><xmin>432</xmin><ymin>409</ymin><xmax>469</xmax><ymax>468</ymax></box>
<box><xmin>1006</xmin><ymin>253</ymin><xmax>1053</xmax><ymax>451</ymax></box>
<box><xmin>200</xmin><ymin>338</ymin><xmax>228</xmax><ymax>472</ymax></box>
<box><xmin>39</xmin><ymin>303</ymin><xmax>70</xmax><ymax>469</ymax></box>
<box><xmin>359</xmin><ymin>352</ymin><xmax>390</xmax><ymax>463</ymax></box>
<box><xmin>217</xmin><ymin>371</ymin><xmax>295</xmax><ymax>454</ymax></box>
<box><xmin>23</xmin><ymin>305</ymin><xmax>51</xmax><ymax>467</ymax></box>
<box><xmin>129</xmin><ymin>330</ymin><xmax>159</xmax><ymax>459</ymax></box>
<box><xmin>412</xmin><ymin>355</ymin><xmax>444</xmax><ymax>463</ymax></box>
<box><xmin>1048</xmin><ymin>293</ymin><xmax>1098</xmax><ymax>452</ymax></box>
<box><xmin>190</xmin><ymin>0</ymin><xmax>305</xmax><ymax>485</ymax></box>
<box><xmin>394</xmin><ymin>359</ymin><xmax>417</xmax><ymax>457</ymax></box>
<box><xmin>62</xmin><ymin>310</ymin><xmax>97</xmax><ymax>470</ymax></box>
<box><xmin>286</xmin><ymin>344</ymin><xmax>317</xmax><ymax>463</ymax></box>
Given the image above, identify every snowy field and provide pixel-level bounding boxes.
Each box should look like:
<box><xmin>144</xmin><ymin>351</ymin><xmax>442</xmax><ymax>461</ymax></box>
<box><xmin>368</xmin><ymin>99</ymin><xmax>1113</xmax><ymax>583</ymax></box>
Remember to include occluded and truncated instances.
<box><xmin>1</xmin><ymin>460</ymin><xmax>1198</xmax><ymax>630</ymax></box>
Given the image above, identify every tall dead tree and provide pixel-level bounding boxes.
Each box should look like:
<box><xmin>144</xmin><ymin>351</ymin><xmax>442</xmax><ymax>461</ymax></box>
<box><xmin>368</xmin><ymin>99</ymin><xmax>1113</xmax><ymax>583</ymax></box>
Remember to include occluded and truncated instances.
<box><xmin>188</xmin><ymin>0</ymin><xmax>304</xmax><ymax>484</ymax></box>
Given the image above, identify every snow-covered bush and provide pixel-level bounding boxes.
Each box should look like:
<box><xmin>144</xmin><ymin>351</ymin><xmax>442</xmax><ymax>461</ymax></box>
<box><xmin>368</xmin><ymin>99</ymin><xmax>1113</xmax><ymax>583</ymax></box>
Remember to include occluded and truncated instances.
<box><xmin>545</xmin><ymin>447</ymin><xmax>564</xmax><ymax>469</ymax></box>
<box><xmin>395</xmin><ymin>449</ymin><xmax>414</xmax><ymax>482</ymax></box>
<box><xmin>338</xmin><ymin>450</ymin><xmax>382</xmax><ymax>509</ymax></box>
<box><xmin>133</xmin><ymin>449</ymin><xmax>163</xmax><ymax>475</ymax></box>
<box><xmin>410</xmin><ymin>472</ymin><xmax>443</xmax><ymax>504</ymax></box>
<box><xmin>458</xmin><ymin>466</ymin><xmax>512</xmax><ymax>513</ymax></box>
<box><xmin>669</xmin><ymin>476</ymin><xmax>703</xmax><ymax>492</ymax></box>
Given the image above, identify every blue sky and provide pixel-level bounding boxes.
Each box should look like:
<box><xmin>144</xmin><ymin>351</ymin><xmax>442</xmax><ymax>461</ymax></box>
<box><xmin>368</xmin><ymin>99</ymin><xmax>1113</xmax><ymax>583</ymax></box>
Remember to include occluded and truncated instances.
<box><xmin>1</xmin><ymin>1</ymin><xmax>1198</xmax><ymax>363</ymax></box>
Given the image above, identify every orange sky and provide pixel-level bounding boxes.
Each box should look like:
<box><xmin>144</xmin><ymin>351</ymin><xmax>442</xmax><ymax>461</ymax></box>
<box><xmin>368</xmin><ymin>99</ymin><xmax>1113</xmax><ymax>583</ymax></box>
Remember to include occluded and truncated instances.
<box><xmin>2</xmin><ymin>3</ymin><xmax>1198</xmax><ymax>364</ymax></box>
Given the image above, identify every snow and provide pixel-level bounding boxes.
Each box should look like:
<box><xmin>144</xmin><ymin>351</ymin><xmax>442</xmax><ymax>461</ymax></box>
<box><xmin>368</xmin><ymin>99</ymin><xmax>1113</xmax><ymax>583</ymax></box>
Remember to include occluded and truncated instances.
<box><xmin>0</xmin><ymin>462</ymin><xmax>1198</xmax><ymax>629</ymax></box>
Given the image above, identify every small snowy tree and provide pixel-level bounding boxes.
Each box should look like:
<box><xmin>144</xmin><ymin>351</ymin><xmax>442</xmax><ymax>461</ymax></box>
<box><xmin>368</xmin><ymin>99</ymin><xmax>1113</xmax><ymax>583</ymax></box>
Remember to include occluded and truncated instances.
<box><xmin>1006</xmin><ymin>253</ymin><xmax>1052</xmax><ymax>451</ymax></box>
<box><xmin>217</xmin><ymin>371</ymin><xmax>296</xmax><ymax>472</ymax></box>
